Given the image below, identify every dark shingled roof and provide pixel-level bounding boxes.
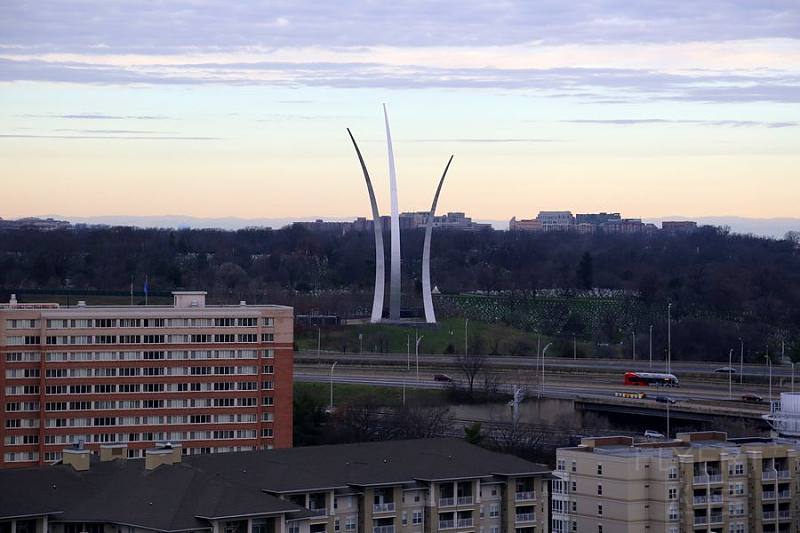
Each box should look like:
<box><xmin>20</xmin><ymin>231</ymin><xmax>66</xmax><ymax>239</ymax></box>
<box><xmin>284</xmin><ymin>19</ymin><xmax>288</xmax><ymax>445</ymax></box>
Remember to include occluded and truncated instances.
<box><xmin>0</xmin><ymin>439</ymin><xmax>549</xmax><ymax>528</ymax></box>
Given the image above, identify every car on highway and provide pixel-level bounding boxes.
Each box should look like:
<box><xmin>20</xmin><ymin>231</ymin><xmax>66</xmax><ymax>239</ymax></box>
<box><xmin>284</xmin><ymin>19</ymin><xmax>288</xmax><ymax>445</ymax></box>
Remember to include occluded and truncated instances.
<box><xmin>714</xmin><ymin>366</ymin><xmax>737</xmax><ymax>373</ymax></box>
<box><xmin>644</xmin><ymin>430</ymin><xmax>665</xmax><ymax>439</ymax></box>
<box><xmin>655</xmin><ymin>396</ymin><xmax>677</xmax><ymax>404</ymax></box>
<box><xmin>741</xmin><ymin>393</ymin><xmax>764</xmax><ymax>403</ymax></box>
<box><xmin>433</xmin><ymin>373</ymin><xmax>453</xmax><ymax>382</ymax></box>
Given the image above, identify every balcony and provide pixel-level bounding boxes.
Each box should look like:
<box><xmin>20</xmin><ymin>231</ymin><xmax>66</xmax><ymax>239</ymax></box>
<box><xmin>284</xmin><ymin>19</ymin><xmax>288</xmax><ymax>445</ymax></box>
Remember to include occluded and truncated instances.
<box><xmin>708</xmin><ymin>474</ymin><xmax>722</xmax><ymax>483</ymax></box>
<box><xmin>373</xmin><ymin>527</ymin><xmax>394</xmax><ymax>533</ymax></box>
<box><xmin>777</xmin><ymin>470</ymin><xmax>791</xmax><ymax>479</ymax></box>
<box><xmin>456</xmin><ymin>496</ymin><xmax>473</xmax><ymax>506</ymax></box>
<box><xmin>764</xmin><ymin>511</ymin><xmax>777</xmax><ymax>520</ymax></box>
<box><xmin>694</xmin><ymin>516</ymin><xmax>708</xmax><ymax>526</ymax></box>
<box><xmin>709</xmin><ymin>514</ymin><xmax>723</xmax><ymax>524</ymax></box>
<box><xmin>764</xmin><ymin>491</ymin><xmax>777</xmax><ymax>499</ymax></box>
<box><xmin>763</xmin><ymin>471</ymin><xmax>778</xmax><ymax>481</ymax></box>
<box><xmin>778</xmin><ymin>490</ymin><xmax>791</xmax><ymax>499</ymax></box>
<box><xmin>438</xmin><ymin>520</ymin><xmax>455</xmax><ymax>530</ymax></box>
<box><xmin>779</xmin><ymin>510</ymin><xmax>792</xmax><ymax>520</ymax></box>
<box><xmin>693</xmin><ymin>475</ymin><xmax>709</xmax><ymax>484</ymax></box>
<box><xmin>373</xmin><ymin>503</ymin><xmax>395</xmax><ymax>514</ymax></box>
<box><xmin>693</xmin><ymin>495</ymin><xmax>707</xmax><ymax>505</ymax></box>
<box><xmin>439</xmin><ymin>498</ymin><xmax>455</xmax><ymax>507</ymax></box>
<box><xmin>456</xmin><ymin>519</ymin><xmax>473</xmax><ymax>528</ymax></box>
<box><xmin>709</xmin><ymin>494</ymin><xmax>723</xmax><ymax>504</ymax></box>
<box><xmin>309</xmin><ymin>507</ymin><xmax>328</xmax><ymax>517</ymax></box>
<box><xmin>515</xmin><ymin>513</ymin><xmax>535</xmax><ymax>523</ymax></box>
<box><xmin>515</xmin><ymin>491</ymin><xmax>535</xmax><ymax>502</ymax></box>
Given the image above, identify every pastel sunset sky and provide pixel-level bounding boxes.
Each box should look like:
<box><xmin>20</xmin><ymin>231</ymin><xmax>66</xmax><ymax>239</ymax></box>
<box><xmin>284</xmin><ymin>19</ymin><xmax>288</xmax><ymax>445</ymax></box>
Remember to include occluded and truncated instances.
<box><xmin>1</xmin><ymin>1</ymin><xmax>798</xmax><ymax>221</ymax></box>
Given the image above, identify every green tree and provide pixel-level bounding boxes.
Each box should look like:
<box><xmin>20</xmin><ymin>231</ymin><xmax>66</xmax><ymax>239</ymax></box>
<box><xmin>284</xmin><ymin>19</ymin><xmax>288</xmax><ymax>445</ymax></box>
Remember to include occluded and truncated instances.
<box><xmin>464</xmin><ymin>422</ymin><xmax>483</xmax><ymax>445</ymax></box>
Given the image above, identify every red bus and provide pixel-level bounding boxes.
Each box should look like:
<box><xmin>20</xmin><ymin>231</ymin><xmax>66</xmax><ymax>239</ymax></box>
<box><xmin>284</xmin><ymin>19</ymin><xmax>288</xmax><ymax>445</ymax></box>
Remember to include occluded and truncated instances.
<box><xmin>624</xmin><ymin>371</ymin><xmax>679</xmax><ymax>387</ymax></box>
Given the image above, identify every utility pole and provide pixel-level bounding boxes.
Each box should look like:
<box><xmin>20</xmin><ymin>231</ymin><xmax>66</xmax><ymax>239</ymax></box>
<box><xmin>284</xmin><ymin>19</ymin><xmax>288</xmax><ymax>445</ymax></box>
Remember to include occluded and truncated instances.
<box><xmin>573</xmin><ymin>333</ymin><xmax>577</xmax><ymax>360</ymax></box>
<box><xmin>317</xmin><ymin>326</ymin><xmax>321</xmax><ymax>365</ymax></box>
<box><xmin>464</xmin><ymin>318</ymin><xmax>469</xmax><ymax>357</ymax></box>
<box><xmin>765</xmin><ymin>353</ymin><xmax>773</xmax><ymax>404</ymax></box>
<box><xmin>415</xmin><ymin>335</ymin><xmax>424</xmax><ymax>386</ymax></box>
<box><xmin>407</xmin><ymin>334</ymin><xmax>411</xmax><ymax>371</ymax></box>
<box><xmin>649</xmin><ymin>325</ymin><xmax>653</xmax><ymax>369</ymax></box>
<box><xmin>728</xmin><ymin>349</ymin><xmax>733</xmax><ymax>400</ymax></box>
<box><xmin>739</xmin><ymin>338</ymin><xmax>744</xmax><ymax>384</ymax></box>
<box><xmin>540</xmin><ymin>343</ymin><xmax>552</xmax><ymax>398</ymax></box>
<box><xmin>632</xmin><ymin>331</ymin><xmax>636</xmax><ymax>361</ymax></box>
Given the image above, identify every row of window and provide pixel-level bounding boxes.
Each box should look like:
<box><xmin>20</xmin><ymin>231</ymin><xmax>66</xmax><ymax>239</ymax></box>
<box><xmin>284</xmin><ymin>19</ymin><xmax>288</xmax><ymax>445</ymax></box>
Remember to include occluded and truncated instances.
<box><xmin>6</xmin><ymin>349</ymin><xmax>274</xmax><ymax>362</ymax></box>
<box><xmin>6</xmin><ymin>444</ymin><xmax>271</xmax><ymax>463</ymax></box>
<box><xmin>7</xmin><ymin>365</ymin><xmax>262</xmax><ymax>378</ymax></box>
<box><xmin>6</xmin><ymin>394</ymin><xmax>274</xmax><ymax>412</ymax></box>
<box><xmin>41</xmin><ymin>317</ymin><xmax>275</xmax><ymax>329</ymax></box>
<box><xmin>7</xmin><ymin>377</ymin><xmax>274</xmax><ymax>397</ymax></box>
<box><xmin>9</xmin><ymin>333</ymin><xmax>276</xmax><ymax>346</ymax></box>
<box><xmin>8</xmin><ymin>429</ymin><xmax>267</xmax><ymax>448</ymax></box>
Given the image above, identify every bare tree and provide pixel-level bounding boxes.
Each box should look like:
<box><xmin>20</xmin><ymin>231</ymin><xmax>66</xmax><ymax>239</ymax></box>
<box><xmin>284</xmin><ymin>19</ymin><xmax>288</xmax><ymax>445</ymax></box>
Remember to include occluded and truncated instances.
<box><xmin>456</xmin><ymin>338</ymin><xmax>487</xmax><ymax>398</ymax></box>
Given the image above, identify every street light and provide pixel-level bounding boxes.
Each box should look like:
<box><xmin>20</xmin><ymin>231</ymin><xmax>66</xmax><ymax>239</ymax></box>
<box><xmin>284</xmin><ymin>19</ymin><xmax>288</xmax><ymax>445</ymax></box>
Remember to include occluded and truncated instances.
<box><xmin>648</xmin><ymin>325</ymin><xmax>653</xmax><ymax>369</ymax></box>
<box><xmin>540</xmin><ymin>342</ymin><xmax>553</xmax><ymax>397</ymax></box>
<box><xmin>728</xmin><ymin>349</ymin><xmax>733</xmax><ymax>400</ymax></box>
<box><xmin>632</xmin><ymin>331</ymin><xmax>636</xmax><ymax>361</ymax></box>
<box><xmin>738</xmin><ymin>338</ymin><xmax>744</xmax><ymax>384</ymax></box>
<box><xmin>573</xmin><ymin>333</ymin><xmax>577</xmax><ymax>360</ymax></box>
<box><xmin>792</xmin><ymin>362</ymin><xmax>796</xmax><ymax>394</ymax></box>
<box><xmin>329</xmin><ymin>361</ymin><xmax>338</xmax><ymax>411</ymax></box>
<box><xmin>765</xmin><ymin>353</ymin><xmax>773</xmax><ymax>404</ymax></box>
<box><xmin>317</xmin><ymin>326</ymin><xmax>321</xmax><ymax>365</ymax></box>
<box><xmin>464</xmin><ymin>318</ymin><xmax>469</xmax><ymax>357</ymax></box>
<box><xmin>415</xmin><ymin>335</ymin><xmax>424</xmax><ymax>386</ymax></box>
<box><xmin>667</xmin><ymin>302</ymin><xmax>672</xmax><ymax>374</ymax></box>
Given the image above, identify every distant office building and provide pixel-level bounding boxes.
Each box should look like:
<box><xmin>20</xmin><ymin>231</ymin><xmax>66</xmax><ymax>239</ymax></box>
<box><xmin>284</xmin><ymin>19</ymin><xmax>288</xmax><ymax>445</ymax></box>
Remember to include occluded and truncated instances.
<box><xmin>509</xmin><ymin>217</ymin><xmax>543</xmax><ymax>232</ymax></box>
<box><xmin>0</xmin><ymin>291</ymin><xmax>293</xmax><ymax>468</ymax></box>
<box><xmin>294</xmin><ymin>219</ymin><xmax>354</xmax><ymax>234</ymax></box>
<box><xmin>0</xmin><ymin>438</ymin><xmax>552</xmax><ymax>533</ymax></box>
<box><xmin>552</xmin><ymin>432</ymin><xmax>799</xmax><ymax>533</ymax></box>
<box><xmin>662</xmin><ymin>221</ymin><xmax>699</xmax><ymax>234</ymax></box>
<box><xmin>576</xmin><ymin>213</ymin><xmax>621</xmax><ymax>225</ymax></box>
<box><xmin>600</xmin><ymin>218</ymin><xmax>653</xmax><ymax>234</ymax></box>
<box><xmin>295</xmin><ymin>212</ymin><xmax>489</xmax><ymax>234</ymax></box>
<box><xmin>536</xmin><ymin>211</ymin><xmax>575</xmax><ymax>231</ymax></box>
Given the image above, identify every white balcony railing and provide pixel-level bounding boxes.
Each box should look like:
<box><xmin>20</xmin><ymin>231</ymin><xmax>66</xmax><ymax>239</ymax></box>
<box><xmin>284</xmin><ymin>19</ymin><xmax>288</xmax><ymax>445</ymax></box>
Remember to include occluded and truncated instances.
<box><xmin>373</xmin><ymin>526</ymin><xmax>394</xmax><ymax>533</ymax></box>
<box><xmin>779</xmin><ymin>510</ymin><xmax>792</xmax><ymax>519</ymax></box>
<box><xmin>693</xmin><ymin>475</ymin><xmax>709</xmax><ymax>484</ymax></box>
<box><xmin>763</xmin><ymin>471</ymin><xmax>777</xmax><ymax>480</ymax></box>
<box><xmin>515</xmin><ymin>491</ymin><xmax>535</xmax><ymax>501</ymax></box>
<box><xmin>708</xmin><ymin>474</ymin><xmax>722</xmax><ymax>483</ymax></box>
<box><xmin>693</xmin><ymin>496</ymin><xmax>707</xmax><ymax>505</ymax></box>
<box><xmin>438</xmin><ymin>520</ymin><xmax>455</xmax><ymax>530</ymax></box>
<box><xmin>709</xmin><ymin>514</ymin><xmax>723</xmax><ymax>524</ymax></box>
<box><xmin>777</xmin><ymin>470</ymin><xmax>791</xmax><ymax>479</ymax></box>
<box><xmin>763</xmin><ymin>491</ymin><xmax>777</xmax><ymax>499</ymax></box>
<box><xmin>309</xmin><ymin>507</ymin><xmax>328</xmax><ymax>516</ymax></box>
<box><xmin>516</xmin><ymin>513</ymin><xmax>535</xmax><ymax>523</ymax></box>
<box><xmin>456</xmin><ymin>496</ymin><xmax>473</xmax><ymax>505</ymax></box>
<box><xmin>439</xmin><ymin>497</ymin><xmax>455</xmax><ymax>507</ymax></box>
<box><xmin>694</xmin><ymin>516</ymin><xmax>708</xmax><ymax>525</ymax></box>
<box><xmin>456</xmin><ymin>519</ymin><xmax>473</xmax><ymax>528</ymax></box>
<box><xmin>778</xmin><ymin>491</ymin><xmax>791</xmax><ymax>499</ymax></box>
<box><xmin>373</xmin><ymin>503</ymin><xmax>395</xmax><ymax>513</ymax></box>
<box><xmin>763</xmin><ymin>511</ymin><xmax>777</xmax><ymax>520</ymax></box>
<box><xmin>709</xmin><ymin>494</ymin><xmax>724</xmax><ymax>503</ymax></box>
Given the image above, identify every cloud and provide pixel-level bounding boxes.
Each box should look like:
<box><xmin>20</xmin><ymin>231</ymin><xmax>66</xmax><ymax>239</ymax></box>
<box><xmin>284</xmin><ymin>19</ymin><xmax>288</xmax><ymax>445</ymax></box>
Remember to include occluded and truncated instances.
<box><xmin>0</xmin><ymin>134</ymin><xmax>221</xmax><ymax>140</ymax></box>
<box><xmin>406</xmin><ymin>138</ymin><xmax>563</xmax><ymax>143</ymax></box>
<box><xmin>18</xmin><ymin>112</ymin><xmax>169</xmax><ymax>120</ymax></box>
<box><xmin>563</xmin><ymin>119</ymin><xmax>798</xmax><ymax>127</ymax></box>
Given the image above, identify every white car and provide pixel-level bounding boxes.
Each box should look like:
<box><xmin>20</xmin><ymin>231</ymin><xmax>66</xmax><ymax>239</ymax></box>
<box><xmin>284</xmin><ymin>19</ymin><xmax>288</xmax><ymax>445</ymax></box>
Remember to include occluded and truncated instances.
<box><xmin>644</xmin><ymin>430</ymin><xmax>665</xmax><ymax>439</ymax></box>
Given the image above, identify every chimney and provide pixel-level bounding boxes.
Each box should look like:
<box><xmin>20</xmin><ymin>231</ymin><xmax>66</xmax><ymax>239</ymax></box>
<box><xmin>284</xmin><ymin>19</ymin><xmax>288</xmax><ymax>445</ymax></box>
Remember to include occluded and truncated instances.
<box><xmin>62</xmin><ymin>447</ymin><xmax>91</xmax><ymax>471</ymax></box>
<box><xmin>99</xmin><ymin>443</ymin><xmax>128</xmax><ymax>462</ymax></box>
<box><xmin>145</xmin><ymin>442</ymin><xmax>182</xmax><ymax>470</ymax></box>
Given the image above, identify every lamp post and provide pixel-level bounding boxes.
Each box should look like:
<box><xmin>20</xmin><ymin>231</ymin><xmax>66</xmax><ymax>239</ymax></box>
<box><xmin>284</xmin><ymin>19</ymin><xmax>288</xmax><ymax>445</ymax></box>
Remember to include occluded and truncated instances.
<box><xmin>632</xmin><ymin>331</ymin><xmax>636</xmax><ymax>361</ymax></box>
<box><xmin>792</xmin><ymin>363</ymin><xmax>795</xmax><ymax>394</ymax></box>
<box><xmin>540</xmin><ymin>343</ymin><xmax>552</xmax><ymax>398</ymax></box>
<box><xmin>728</xmin><ymin>349</ymin><xmax>733</xmax><ymax>400</ymax></box>
<box><xmin>464</xmin><ymin>318</ymin><xmax>469</xmax><ymax>357</ymax></box>
<box><xmin>573</xmin><ymin>333</ymin><xmax>577</xmax><ymax>360</ymax></box>
<box><xmin>415</xmin><ymin>335</ymin><xmax>424</xmax><ymax>386</ymax></box>
<box><xmin>765</xmin><ymin>353</ymin><xmax>773</xmax><ymax>404</ymax></box>
<box><xmin>317</xmin><ymin>326</ymin><xmax>321</xmax><ymax>365</ymax></box>
<box><xmin>407</xmin><ymin>334</ymin><xmax>411</xmax><ymax>371</ymax></box>
<box><xmin>359</xmin><ymin>333</ymin><xmax>363</xmax><ymax>354</ymax></box>
<box><xmin>649</xmin><ymin>325</ymin><xmax>653</xmax><ymax>369</ymax></box>
<box><xmin>739</xmin><ymin>338</ymin><xmax>744</xmax><ymax>384</ymax></box>
<box><xmin>667</xmin><ymin>303</ymin><xmax>672</xmax><ymax>374</ymax></box>
<box><xmin>329</xmin><ymin>361</ymin><xmax>338</xmax><ymax>411</ymax></box>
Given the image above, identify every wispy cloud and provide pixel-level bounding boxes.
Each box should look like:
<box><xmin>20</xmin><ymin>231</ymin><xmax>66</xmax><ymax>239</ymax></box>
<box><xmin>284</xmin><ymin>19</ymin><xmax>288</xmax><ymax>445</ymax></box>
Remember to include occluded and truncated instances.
<box><xmin>17</xmin><ymin>112</ymin><xmax>170</xmax><ymax>120</ymax></box>
<box><xmin>563</xmin><ymin>119</ymin><xmax>798</xmax><ymax>127</ymax></box>
<box><xmin>407</xmin><ymin>138</ymin><xmax>563</xmax><ymax>143</ymax></box>
<box><xmin>0</xmin><ymin>134</ymin><xmax>221</xmax><ymax>140</ymax></box>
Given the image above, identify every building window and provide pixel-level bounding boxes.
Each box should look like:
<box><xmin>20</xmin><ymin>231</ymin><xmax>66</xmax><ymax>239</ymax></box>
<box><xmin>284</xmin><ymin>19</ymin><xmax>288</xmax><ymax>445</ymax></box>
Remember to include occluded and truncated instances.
<box><xmin>668</xmin><ymin>488</ymin><xmax>677</xmax><ymax>500</ymax></box>
<box><xmin>597</xmin><ymin>504</ymin><xmax>603</xmax><ymax>516</ymax></box>
<box><xmin>571</xmin><ymin>460</ymin><xmax>577</xmax><ymax>472</ymax></box>
<box><xmin>668</xmin><ymin>466</ymin><xmax>678</xmax><ymax>479</ymax></box>
<box><xmin>597</xmin><ymin>464</ymin><xmax>603</xmax><ymax>475</ymax></box>
<box><xmin>597</xmin><ymin>484</ymin><xmax>603</xmax><ymax>496</ymax></box>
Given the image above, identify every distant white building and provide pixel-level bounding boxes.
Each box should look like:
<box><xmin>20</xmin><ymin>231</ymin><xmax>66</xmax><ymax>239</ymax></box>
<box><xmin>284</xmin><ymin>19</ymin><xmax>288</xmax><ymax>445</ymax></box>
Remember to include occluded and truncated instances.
<box><xmin>536</xmin><ymin>211</ymin><xmax>575</xmax><ymax>231</ymax></box>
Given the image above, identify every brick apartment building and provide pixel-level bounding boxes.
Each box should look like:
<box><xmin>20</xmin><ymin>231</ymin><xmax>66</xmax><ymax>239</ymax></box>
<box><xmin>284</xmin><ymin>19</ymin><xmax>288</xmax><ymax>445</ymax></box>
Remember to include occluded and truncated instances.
<box><xmin>0</xmin><ymin>291</ymin><xmax>293</xmax><ymax>468</ymax></box>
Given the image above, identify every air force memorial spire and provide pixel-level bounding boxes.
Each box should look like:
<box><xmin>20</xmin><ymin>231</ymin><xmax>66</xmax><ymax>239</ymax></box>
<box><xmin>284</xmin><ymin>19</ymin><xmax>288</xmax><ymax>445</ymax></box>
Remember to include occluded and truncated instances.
<box><xmin>347</xmin><ymin>106</ymin><xmax>453</xmax><ymax>324</ymax></box>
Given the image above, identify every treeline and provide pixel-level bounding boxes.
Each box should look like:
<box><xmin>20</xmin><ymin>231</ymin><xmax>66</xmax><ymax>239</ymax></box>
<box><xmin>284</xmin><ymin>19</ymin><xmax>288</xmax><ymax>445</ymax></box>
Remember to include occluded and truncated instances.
<box><xmin>0</xmin><ymin>224</ymin><xmax>798</xmax><ymax>360</ymax></box>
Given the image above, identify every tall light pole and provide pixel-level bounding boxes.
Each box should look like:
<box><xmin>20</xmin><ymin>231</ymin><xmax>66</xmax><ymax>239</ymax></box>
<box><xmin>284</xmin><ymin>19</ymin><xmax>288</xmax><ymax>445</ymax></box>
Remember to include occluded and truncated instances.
<box><xmin>540</xmin><ymin>343</ymin><xmax>552</xmax><ymax>398</ymax></box>
<box><xmin>632</xmin><ymin>331</ymin><xmax>636</xmax><ymax>361</ymax></box>
<box><xmin>792</xmin><ymin>362</ymin><xmax>795</xmax><ymax>394</ymax></box>
<box><xmin>464</xmin><ymin>318</ymin><xmax>469</xmax><ymax>357</ymax></box>
<box><xmin>649</xmin><ymin>325</ymin><xmax>653</xmax><ymax>369</ymax></box>
<box><xmin>317</xmin><ymin>326</ymin><xmax>321</xmax><ymax>365</ymax></box>
<box><xmin>728</xmin><ymin>349</ymin><xmax>733</xmax><ymax>400</ymax></box>
<box><xmin>667</xmin><ymin>302</ymin><xmax>672</xmax><ymax>374</ymax></box>
<box><xmin>359</xmin><ymin>333</ymin><xmax>363</xmax><ymax>354</ymax></box>
<box><xmin>415</xmin><ymin>335</ymin><xmax>424</xmax><ymax>386</ymax></box>
<box><xmin>407</xmin><ymin>334</ymin><xmax>411</xmax><ymax>371</ymax></box>
<box><xmin>739</xmin><ymin>338</ymin><xmax>744</xmax><ymax>384</ymax></box>
<box><xmin>765</xmin><ymin>353</ymin><xmax>773</xmax><ymax>404</ymax></box>
<box><xmin>329</xmin><ymin>361</ymin><xmax>338</xmax><ymax>411</ymax></box>
<box><xmin>573</xmin><ymin>333</ymin><xmax>577</xmax><ymax>360</ymax></box>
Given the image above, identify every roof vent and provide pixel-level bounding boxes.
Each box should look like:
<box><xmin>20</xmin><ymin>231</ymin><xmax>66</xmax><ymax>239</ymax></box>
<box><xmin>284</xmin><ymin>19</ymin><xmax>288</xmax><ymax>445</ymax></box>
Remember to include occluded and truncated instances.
<box><xmin>62</xmin><ymin>447</ymin><xmax>91</xmax><ymax>471</ymax></box>
<box><xmin>240</xmin><ymin>300</ymin><xmax>247</xmax><ymax>306</ymax></box>
<box><xmin>77</xmin><ymin>300</ymin><xmax>86</xmax><ymax>307</ymax></box>
<box><xmin>9</xmin><ymin>294</ymin><xmax>17</xmax><ymax>305</ymax></box>
<box><xmin>145</xmin><ymin>443</ymin><xmax>182</xmax><ymax>470</ymax></box>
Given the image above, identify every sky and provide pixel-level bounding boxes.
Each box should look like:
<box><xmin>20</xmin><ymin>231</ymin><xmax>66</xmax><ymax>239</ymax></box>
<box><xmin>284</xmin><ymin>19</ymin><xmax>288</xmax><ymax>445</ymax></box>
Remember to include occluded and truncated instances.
<box><xmin>1</xmin><ymin>1</ymin><xmax>799</xmax><ymax>222</ymax></box>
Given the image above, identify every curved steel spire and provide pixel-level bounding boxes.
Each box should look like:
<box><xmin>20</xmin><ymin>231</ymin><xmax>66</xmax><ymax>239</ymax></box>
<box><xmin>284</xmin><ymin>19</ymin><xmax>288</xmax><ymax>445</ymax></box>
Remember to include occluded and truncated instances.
<box><xmin>422</xmin><ymin>155</ymin><xmax>454</xmax><ymax>324</ymax></box>
<box><xmin>383</xmin><ymin>104</ymin><xmax>402</xmax><ymax>321</ymax></box>
<box><xmin>347</xmin><ymin>128</ymin><xmax>385</xmax><ymax>323</ymax></box>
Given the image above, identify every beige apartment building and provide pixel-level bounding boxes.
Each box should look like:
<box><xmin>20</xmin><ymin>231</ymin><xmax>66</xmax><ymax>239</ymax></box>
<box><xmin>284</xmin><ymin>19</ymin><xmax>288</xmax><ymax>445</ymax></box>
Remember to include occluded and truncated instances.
<box><xmin>552</xmin><ymin>432</ymin><xmax>799</xmax><ymax>533</ymax></box>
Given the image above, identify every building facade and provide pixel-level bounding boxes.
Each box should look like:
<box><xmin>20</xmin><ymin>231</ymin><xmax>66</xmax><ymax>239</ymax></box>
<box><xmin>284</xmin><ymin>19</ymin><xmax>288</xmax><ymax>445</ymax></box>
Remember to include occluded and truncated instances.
<box><xmin>553</xmin><ymin>432</ymin><xmax>799</xmax><ymax>533</ymax></box>
<box><xmin>0</xmin><ymin>291</ymin><xmax>293</xmax><ymax>468</ymax></box>
<box><xmin>0</xmin><ymin>438</ymin><xmax>551</xmax><ymax>533</ymax></box>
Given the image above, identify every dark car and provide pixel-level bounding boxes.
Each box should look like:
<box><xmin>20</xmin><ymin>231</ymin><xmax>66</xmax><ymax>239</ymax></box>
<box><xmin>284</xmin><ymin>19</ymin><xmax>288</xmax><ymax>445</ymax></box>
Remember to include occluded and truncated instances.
<box><xmin>433</xmin><ymin>373</ymin><xmax>453</xmax><ymax>382</ymax></box>
<box><xmin>655</xmin><ymin>396</ymin><xmax>677</xmax><ymax>404</ymax></box>
<box><xmin>741</xmin><ymin>393</ymin><xmax>763</xmax><ymax>403</ymax></box>
<box><xmin>714</xmin><ymin>367</ymin><xmax>737</xmax><ymax>373</ymax></box>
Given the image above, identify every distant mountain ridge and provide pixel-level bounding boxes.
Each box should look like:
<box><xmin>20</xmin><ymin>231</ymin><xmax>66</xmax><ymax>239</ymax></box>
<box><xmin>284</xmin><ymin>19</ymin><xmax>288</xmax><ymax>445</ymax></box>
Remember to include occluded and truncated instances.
<box><xmin>16</xmin><ymin>214</ymin><xmax>800</xmax><ymax>238</ymax></box>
